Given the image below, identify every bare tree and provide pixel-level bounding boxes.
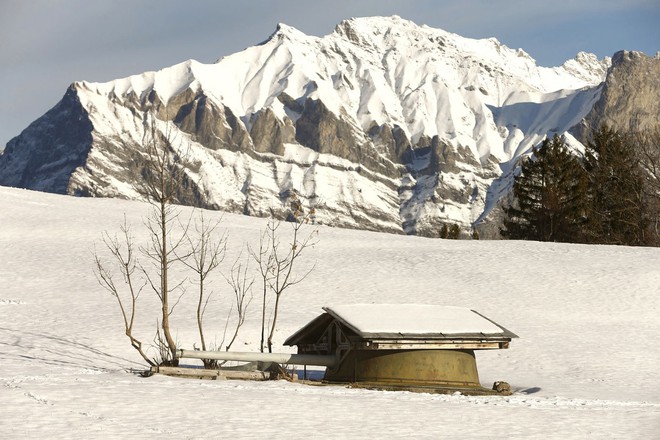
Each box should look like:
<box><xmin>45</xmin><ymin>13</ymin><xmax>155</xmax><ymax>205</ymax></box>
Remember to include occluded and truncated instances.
<box><xmin>251</xmin><ymin>193</ymin><xmax>318</xmax><ymax>353</ymax></box>
<box><xmin>97</xmin><ymin>111</ymin><xmax>260</xmax><ymax>368</ymax></box>
<box><xmin>251</xmin><ymin>226</ymin><xmax>276</xmax><ymax>353</ymax></box>
<box><xmin>98</xmin><ymin>109</ymin><xmax>322</xmax><ymax>368</ymax></box>
<box><xmin>135</xmin><ymin>112</ymin><xmax>192</xmax><ymax>365</ymax></box>
<box><xmin>178</xmin><ymin>212</ymin><xmax>227</xmax><ymax>356</ymax></box>
<box><xmin>94</xmin><ymin>218</ymin><xmax>155</xmax><ymax>366</ymax></box>
<box><xmin>95</xmin><ymin>111</ymin><xmax>191</xmax><ymax>366</ymax></box>
<box><xmin>222</xmin><ymin>251</ymin><xmax>254</xmax><ymax>351</ymax></box>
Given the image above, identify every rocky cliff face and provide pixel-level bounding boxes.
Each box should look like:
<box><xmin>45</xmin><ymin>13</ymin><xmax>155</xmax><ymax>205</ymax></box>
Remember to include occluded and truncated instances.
<box><xmin>0</xmin><ymin>86</ymin><xmax>93</xmax><ymax>193</ymax></box>
<box><xmin>0</xmin><ymin>16</ymin><xmax>622</xmax><ymax>237</ymax></box>
<box><xmin>572</xmin><ymin>51</ymin><xmax>660</xmax><ymax>141</ymax></box>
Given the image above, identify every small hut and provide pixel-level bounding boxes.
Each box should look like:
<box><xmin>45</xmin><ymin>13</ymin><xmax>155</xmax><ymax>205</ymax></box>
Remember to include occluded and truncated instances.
<box><xmin>284</xmin><ymin>304</ymin><xmax>517</xmax><ymax>390</ymax></box>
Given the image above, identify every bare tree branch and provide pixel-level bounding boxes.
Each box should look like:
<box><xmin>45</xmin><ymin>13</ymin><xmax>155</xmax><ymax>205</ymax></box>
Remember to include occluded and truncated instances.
<box><xmin>93</xmin><ymin>217</ymin><xmax>155</xmax><ymax>366</ymax></box>
<box><xmin>224</xmin><ymin>250</ymin><xmax>254</xmax><ymax>351</ymax></box>
<box><xmin>251</xmin><ymin>192</ymin><xmax>318</xmax><ymax>353</ymax></box>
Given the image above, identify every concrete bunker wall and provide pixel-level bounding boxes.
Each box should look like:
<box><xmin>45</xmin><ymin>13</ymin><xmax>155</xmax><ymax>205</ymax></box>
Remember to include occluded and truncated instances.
<box><xmin>326</xmin><ymin>348</ymin><xmax>480</xmax><ymax>388</ymax></box>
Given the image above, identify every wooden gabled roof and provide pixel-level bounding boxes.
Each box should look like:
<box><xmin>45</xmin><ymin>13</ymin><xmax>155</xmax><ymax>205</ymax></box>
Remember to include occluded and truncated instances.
<box><xmin>284</xmin><ymin>304</ymin><xmax>518</xmax><ymax>347</ymax></box>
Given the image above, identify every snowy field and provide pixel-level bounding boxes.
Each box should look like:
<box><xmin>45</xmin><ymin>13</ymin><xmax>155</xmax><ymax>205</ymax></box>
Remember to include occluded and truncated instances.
<box><xmin>1</xmin><ymin>186</ymin><xmax>659</xmax><ymax>439</ymax></box>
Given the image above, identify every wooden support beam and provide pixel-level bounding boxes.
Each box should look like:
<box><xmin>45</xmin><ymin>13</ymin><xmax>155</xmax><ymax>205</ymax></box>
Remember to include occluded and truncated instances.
<box><xmin>360</xmin><ymin>341</ymin><xmax>507</xmax><ymax>350</ymax></box>
<box><xmin>151</xmin><ymin>366</ymin><xmax>270</xmax><ymax>380</ymax></box>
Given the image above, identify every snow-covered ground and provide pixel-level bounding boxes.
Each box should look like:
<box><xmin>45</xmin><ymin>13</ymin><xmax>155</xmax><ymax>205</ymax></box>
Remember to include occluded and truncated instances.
<box><xmin>1</xmin><ymin>186</ymin><xmax>659</xmax><ymax>438</ymax></box>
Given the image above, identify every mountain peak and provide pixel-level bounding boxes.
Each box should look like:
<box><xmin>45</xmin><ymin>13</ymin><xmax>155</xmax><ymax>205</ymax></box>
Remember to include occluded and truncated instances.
<box><xmin>560</xmin><ymin>51</ymin><xmax>611</xmax><ymax>85</ymax></box>
<box><xmin>332</xmin><ymin>15</ymin><xmax>435</xmax><ymax>47</ymax></box>
<box><xmin>253</xmin><ymin>22</ymin><xmax>312</xmax><ymax>50</ymax></box>
<box><xmin>274</xmin><ymin>22</ymin><xmax>304</xmax><ymax>36</ymax></box>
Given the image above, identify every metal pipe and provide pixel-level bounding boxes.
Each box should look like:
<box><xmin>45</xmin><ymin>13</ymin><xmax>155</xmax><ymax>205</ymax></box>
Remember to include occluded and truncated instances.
<box><xmin>176</xmin><ymin>349</ymin><xmax>338</xmax><ymax>367</ymax></box>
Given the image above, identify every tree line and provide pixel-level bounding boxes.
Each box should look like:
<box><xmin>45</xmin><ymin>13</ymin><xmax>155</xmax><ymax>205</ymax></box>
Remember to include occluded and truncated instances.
<box><xmin>501</xmin><ymin>126</ymin><xmax>660</xmax><ymax>246</ymax></box>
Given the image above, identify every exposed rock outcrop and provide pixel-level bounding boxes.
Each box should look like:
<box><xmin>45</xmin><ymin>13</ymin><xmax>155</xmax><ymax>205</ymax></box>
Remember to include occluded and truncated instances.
<box><xmin>0</xmin><ymin>86</ymin><xmax>93</xmax><ymax>193</ymax></box>
<box><xmin>249</xmin><ymin>107</ymin><xmax>295</xmax><ymax>155</ymax></box>
<box><xmin>295</xmin><ymin>98</ymin><xmax>398</xmax><ymax>179</ymax></box>
<box><xmin>573</xmin><ymin>50</ymin><xmax>660</xmax><ymax>140</ymax></box>
<box><xmin>173</xmin><ymin>90</ymin><xmax>253</xmax><ymax>152</ymax></box>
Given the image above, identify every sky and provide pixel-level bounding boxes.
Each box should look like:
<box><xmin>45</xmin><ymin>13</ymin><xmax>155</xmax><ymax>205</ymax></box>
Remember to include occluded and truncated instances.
<box><xmin>0</xmin><ymin>0</ymin><xmax>658</xmax><ymax>149</ymax></box>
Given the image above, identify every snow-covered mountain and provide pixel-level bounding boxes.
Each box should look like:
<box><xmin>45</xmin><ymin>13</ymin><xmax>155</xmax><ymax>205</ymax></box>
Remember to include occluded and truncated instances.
<box><xmin>0</xmin><ymin>16</ymin><xmax>618</xmax><ymax>236</ymax></box>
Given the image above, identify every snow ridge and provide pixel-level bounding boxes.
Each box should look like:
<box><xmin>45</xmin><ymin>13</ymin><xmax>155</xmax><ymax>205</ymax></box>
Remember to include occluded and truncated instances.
<box><xmin>81</xmin><ymin>16</ymin><xmax>608</xmax><ymax>163</ymax></box>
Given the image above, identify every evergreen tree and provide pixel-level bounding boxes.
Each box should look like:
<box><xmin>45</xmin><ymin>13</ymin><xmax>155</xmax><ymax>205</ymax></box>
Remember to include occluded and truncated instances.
<box><xmin>501</xmin><ymin>135</ymin><xmax>589</xmax><ymax>242</ymax></box>
<box><xmin>583</xmin><ymin>125</ymin><xmax>648</xmax><ymax>245</ymax></box>
<box><xmin>449</xmin><ymin>223</ymin><xmax>461</xmax><ymax>239</ymax></box>
<box><xmin>635</xmin><ymin>127</ymin><xmax>660</xmax><ymax>245</ymax></box>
